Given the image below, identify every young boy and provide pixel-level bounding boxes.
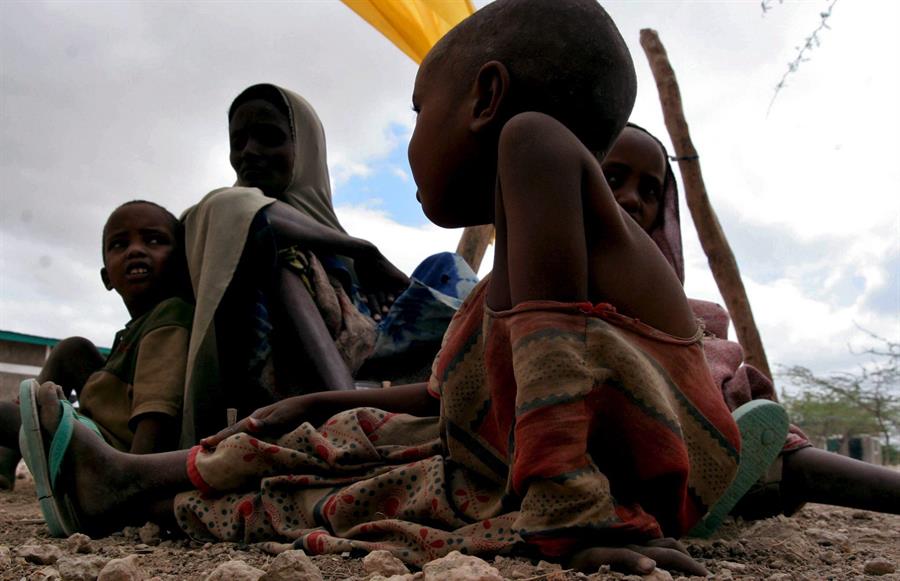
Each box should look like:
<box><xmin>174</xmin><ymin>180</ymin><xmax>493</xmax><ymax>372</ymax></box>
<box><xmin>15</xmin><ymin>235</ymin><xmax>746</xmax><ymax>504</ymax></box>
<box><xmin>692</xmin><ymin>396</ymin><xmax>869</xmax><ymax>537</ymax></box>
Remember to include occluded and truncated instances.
<box><xmin>0</xmin><ymin>200</ymin><xmax>193</xmax><ymax>484</ymax></box>
<box><xmin>22</xmin><ymin>1</ymin><xmax>753</xmax><ymax>575</ymax></box>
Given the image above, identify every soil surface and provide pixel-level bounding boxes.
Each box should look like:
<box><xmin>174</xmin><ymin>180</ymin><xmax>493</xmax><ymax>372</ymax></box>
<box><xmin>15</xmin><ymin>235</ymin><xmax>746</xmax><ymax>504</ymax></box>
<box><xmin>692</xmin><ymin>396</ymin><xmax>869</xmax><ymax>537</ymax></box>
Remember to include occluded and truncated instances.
<box><xmin>2</xmin><ymin>467</ymin><xmax>898</xmax><ymax>580</ymax></box>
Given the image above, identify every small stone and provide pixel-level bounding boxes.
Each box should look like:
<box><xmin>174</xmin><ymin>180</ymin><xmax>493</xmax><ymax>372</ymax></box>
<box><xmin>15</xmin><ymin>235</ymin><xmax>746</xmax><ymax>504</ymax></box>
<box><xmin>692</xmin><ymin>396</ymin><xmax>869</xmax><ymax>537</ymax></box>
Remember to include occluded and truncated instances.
<box><xmin>642</xmin><ymin>569</ymin><xmax>674</xmax><ymax>581</ymax></box>
<box><xmin>851</xmin><ymin>510</ymin><xmax>873</xmax><ymax>520</ymax></box>
<box><xmin>0</xmin><ymin>545</ymin><xmax>11</xmax><ymax>568</ymax></box>
<box><xmin>422</xmin><ymin>551</ymin><xmax>503</xmax><ymax>581</ymax></box>
<box><xmin>205</xmin><ymin>560</ymin><xmax>265</xmax><ymax>581</ymax></box>
<box><xmin>363</xmin><ymin>550</ymin><xmax>410</xmax><ymax>577</ymax></box>
<box><xmin>67</xmin><ymin>533</ymin><xmax>94</xmax><ymax>554</ymax></box>
<box><xmin>261</xmin><ymin>549</ymin><xmax>324</xmax><ymax>581</ymax></box>
<box><xmin>18</xmin><ymin>544</ymin><xmax>64</xmax><ymax>565</ymax></box>
<box><xmin>120</xmin><ymin>527</ymin><xmax>140</xmax><ymax>542</ymax></box>
<box><xmin>57</xmin><ymin>555</ymin><xmax>109</xmax><ymax>581</ymax></box>
<box><xmin>820</xmin><ymin>550</ymin><xmax>839</xmax><ymax>565</ymax></box>
<box><xmin>132</xmin><ymin>545</ymin><xmax>153</xmax><ymax>554</ymax></box>
<box><xmin>98</xmin><ymin>555</ymin><xmax>147</xmax><ymax>581</ymax></box>
<box><xmin>804</xmin><ymin>527</ymin><xmax>849</xmax><ymax>546</ymax></box>
<box><xmin>864</xmin><ymin>558</ymin><xmax>896</xmax><ymax>576</ymax></box>
<box><xmin>718</xmin><ymin>561</ymin><xmax>747</xmax><ymax>572</ymax></box>
<box><xmin>29</xmin><ymin>567</ymin><xmax>61</xmax><ymax>581</ymax></box>
<box><xmin>766</xmin><ymin>574</ymin><xmax>792</xmax><ymax>581</ymax></box>
<box><xmin>138</xmin><ymin>523</ymin><xmax>161</xmax><ymax>546</ymax></box>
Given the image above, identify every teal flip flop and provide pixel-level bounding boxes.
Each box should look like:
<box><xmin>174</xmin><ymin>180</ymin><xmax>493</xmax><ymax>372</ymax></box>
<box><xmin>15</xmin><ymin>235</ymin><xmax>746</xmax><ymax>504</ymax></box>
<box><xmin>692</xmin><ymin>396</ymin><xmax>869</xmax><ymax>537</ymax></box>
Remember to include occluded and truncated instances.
<box><xmin>18</xmin><ymin>378</ymin><xmax>102</xmax><ymax>537</ymax></box>
<box><xmin>689</xmin><ymin>399</ymin><xmax>789</xmax><ymax>538</ymax></box>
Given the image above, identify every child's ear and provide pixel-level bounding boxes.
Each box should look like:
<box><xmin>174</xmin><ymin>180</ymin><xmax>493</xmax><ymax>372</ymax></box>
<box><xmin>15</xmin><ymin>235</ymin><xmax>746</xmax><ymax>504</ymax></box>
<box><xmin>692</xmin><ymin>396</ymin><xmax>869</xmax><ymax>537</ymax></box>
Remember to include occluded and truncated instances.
<box><xmin>100</xmin><ymin>267</ymin><xmax>113</xmax><ymax>291</ymax></box>
<box><xmin>470</xmin><ymin>61</ymin><xmax>510</xmax><ymax>132</ymax></box>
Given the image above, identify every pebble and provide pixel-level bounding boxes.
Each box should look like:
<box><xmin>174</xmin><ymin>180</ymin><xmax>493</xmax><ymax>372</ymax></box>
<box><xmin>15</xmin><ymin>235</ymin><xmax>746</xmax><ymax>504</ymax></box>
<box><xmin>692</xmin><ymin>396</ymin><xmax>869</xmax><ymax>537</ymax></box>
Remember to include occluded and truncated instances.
<box><xmin>642</xmin><ymin>569</ymin><xmax>674</xmax><ymax>581</ymax></box>
<box><xmin>28</xmin><ymin>567</ymin><xmax>62</xmax><ymax>581</ymax></box>
<box><xmin>851</xmin><ymin>511</ymin><xmax>874</xmax><ymax>520</ymax></box>
<box><xmin>717</xmin><ymin>561</ymin><xmax>747</xmax><ymax>572</ymax></box>
<box><xmin>98</xmin><ymin>555</ymin><xmax>147</xmax><ymax>581</ymax></box>
<box><xmin>138</xmin><ymin>523</ymin><xmax>161</xmax><ymax>546</ymax></box>
<box><xmin>66</xmin><ymin>533</ymin><xmax>94</xmax><ymax>554</ymax></box>
<box><xmin>421</xmin><ymin>551</ymin><xmax>503</xmax><ymax>581</ymax></box>
<box><xmin>0</xmin><ymin>544</ymin><xmax>11</xmax><ymax>568</ymax></box>
<box><xmin>260</xmin><ymin>549</ymin><xmax>324</xmax><ymax>581</ymax></box>
<box><xmin>120</xmin><ymin>527</ymin><xmax>140</xmax><ymax>542</ymax></box>
<box><xmin>765</xmin><ymin>574</ymin><xmax>792</xmax><ymax>581</ymax></box>
<box><xmin>18</xmin><ymin>544</ymin><xmax>64</xmax><ymax>565</ymax></box>
<box><xmin>205</xmin><ymin>559</ymin><xmax>266</xmax><ymax>581</ymax></box>
<box><xmin>804</xmin><ymin>527</ymin><xmax>849</xmax><ymax>546</ymax></box>
<box><xmin>363</xmin><ymin>550</ymin><xmax>410</xmax><ymax>577</ymax></box>
<box><xmin>864</xmin><ymin>558</ymin><xmax>896</xmax><ymax>576</ymax></box>
<box><xmin>57</xmin><ymin>555</ymin><xmax>109</xmax><ymax>581</ymax></box>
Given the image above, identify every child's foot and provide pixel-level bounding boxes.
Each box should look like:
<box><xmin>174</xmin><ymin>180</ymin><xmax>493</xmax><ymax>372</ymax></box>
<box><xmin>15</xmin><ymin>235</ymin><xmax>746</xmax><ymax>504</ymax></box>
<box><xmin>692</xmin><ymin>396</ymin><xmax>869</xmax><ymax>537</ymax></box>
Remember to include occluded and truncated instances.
<box><xmin>0</xmin><ymin>445</ymin><xmax>20</xmax><ymax>491</ymax></box>
<box><xmin>33</xmin><ymin>382</ymin><xmax>136</xmax><ymax>534</ymax></box>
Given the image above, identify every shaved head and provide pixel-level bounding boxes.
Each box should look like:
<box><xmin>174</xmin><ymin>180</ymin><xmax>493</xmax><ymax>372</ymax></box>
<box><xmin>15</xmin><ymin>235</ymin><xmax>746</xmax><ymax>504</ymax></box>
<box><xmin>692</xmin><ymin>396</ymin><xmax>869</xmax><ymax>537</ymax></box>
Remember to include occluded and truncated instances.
<box><xmin>424</xmin><ymin>0</ymin><xmax>636</xmax><ymax>156</ymax></box>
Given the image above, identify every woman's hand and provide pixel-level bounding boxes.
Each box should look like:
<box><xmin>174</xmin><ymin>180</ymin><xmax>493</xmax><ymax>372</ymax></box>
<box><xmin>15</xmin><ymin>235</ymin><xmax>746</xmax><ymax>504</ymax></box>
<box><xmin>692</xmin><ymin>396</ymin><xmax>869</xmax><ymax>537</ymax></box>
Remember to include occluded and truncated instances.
<box><xmin>570</xmin><ymin>538</ymin><xmax>707</xmax><ymax>577</ymax></box>
<box><xmin>200</xmin><ymin>395</ymin><xmax>320</xmax><ymax>448</ymax></box>
<box><xmin>354</xmin><ymin>247</ymin><xmax>410</xmax><ymax>320</ymax></box>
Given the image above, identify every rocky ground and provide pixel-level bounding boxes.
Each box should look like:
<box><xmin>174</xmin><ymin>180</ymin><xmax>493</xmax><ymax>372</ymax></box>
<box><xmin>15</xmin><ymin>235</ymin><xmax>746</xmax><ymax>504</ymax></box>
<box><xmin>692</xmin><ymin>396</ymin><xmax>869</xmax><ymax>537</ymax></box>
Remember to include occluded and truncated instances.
<box><xmin>1</xmin><ymin>465</ymin><xmax>898</xmax><ymax>581</ymax></box>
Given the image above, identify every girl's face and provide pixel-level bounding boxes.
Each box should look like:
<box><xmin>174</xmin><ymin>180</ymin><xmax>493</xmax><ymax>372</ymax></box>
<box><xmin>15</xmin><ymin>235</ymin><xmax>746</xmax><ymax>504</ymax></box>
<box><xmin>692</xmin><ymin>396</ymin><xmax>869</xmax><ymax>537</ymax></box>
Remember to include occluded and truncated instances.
<box><xmin>229</xmin><ymin>99</ymin><xmax>294</xmax><ymax>199</ymax></box>
<box><xmin>601</xmin><ymin>127</ymin><xmax>666</xmax><ymax>233</ymax></box>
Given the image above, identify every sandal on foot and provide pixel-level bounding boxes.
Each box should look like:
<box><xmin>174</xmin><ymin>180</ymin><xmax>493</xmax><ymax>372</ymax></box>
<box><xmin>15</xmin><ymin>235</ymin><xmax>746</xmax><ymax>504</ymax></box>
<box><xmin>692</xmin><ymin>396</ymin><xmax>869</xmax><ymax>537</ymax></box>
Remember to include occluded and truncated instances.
<box><xmin>689</xmin><ymin>399</ymin><xmax>789</xmax><ymax>538</ymax></box>
<box><xmin>18</xmin><ymin>378</ymin><xmax>102</xmax><ymax>537</ymax></box>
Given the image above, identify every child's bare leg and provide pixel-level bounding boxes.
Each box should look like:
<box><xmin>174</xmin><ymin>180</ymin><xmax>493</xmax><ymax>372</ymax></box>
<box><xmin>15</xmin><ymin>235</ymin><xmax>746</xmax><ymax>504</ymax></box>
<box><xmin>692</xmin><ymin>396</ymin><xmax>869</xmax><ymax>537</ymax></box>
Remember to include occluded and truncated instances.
<box><xmin>782</xmin><ymin>447</ymin><xmax>900</xmax><ymax>514</ymax></box>
<box><xmin>275</xmin><ymin>266</ymin><xmax>354</xmax><ymax>393</ymax></box>
<box><xmin>38</xmin><ymin>337</ymin><xmax>105</xmax><ymax>400</ymax></box>
<box><xmin>34</xmin><ymin>383</ymin><xmax>190</xmax><ymax>533</ymax></box>
<box><xmin>0</xmin><ymin>401</ymin><xmax>22</xmax><ymax>489</ymax></box>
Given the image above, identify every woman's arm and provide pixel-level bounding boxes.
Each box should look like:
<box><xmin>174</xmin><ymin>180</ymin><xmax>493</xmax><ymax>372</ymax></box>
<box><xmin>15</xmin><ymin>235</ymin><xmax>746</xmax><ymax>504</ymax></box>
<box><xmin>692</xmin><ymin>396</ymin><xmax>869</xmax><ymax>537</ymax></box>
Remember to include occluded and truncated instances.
<box><xmin>200</xmin><ymin>383</ymin><xmax>437</xmax><ymax>447</ymax></box>
<box><xmin>264</xmin><ymin>201</ymin><xmax>410</xmax><ymax>312</ymax></box>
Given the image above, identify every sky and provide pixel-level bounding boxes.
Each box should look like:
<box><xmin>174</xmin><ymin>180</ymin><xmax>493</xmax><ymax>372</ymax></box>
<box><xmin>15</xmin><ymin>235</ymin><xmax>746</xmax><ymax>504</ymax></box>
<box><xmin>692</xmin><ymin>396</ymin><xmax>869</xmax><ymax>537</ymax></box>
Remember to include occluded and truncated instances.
<box><xmin>1</xmin><ymin>0</ymin><xmax>897</xmax><ymax>384</ymax></box>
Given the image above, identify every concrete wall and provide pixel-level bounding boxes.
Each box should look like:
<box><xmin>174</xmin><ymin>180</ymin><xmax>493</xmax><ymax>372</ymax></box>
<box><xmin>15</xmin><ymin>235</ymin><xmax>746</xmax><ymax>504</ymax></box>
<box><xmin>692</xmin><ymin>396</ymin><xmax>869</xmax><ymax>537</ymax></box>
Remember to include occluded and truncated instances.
<box><xmin>0</xmin><ymin>340</ymin><xmax>48</xmax><ymax>401</ymax></box>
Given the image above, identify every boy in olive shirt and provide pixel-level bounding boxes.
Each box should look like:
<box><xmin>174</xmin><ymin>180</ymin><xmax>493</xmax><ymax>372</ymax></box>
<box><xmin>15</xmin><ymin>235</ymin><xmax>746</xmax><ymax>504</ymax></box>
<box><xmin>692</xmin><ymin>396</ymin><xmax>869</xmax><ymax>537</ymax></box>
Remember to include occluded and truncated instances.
<box><xmin>1</xmin><ymin>200</ymin><xmax>193</xmax><ymax>487</ymax></box>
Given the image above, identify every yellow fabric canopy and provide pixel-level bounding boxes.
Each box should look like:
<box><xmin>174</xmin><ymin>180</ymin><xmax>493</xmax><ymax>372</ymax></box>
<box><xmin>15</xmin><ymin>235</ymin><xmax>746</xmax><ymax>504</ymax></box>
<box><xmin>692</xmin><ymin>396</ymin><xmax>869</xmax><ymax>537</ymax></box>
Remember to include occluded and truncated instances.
<box><xmin>341</xmin><ymin>0</ymin><xmax>475</xmax><ymax>64</ymax></box>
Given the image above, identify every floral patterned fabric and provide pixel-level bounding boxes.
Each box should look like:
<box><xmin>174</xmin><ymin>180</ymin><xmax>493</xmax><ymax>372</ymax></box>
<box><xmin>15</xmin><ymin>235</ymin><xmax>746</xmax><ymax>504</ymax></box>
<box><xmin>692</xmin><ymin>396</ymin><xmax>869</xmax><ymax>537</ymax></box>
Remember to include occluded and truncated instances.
<box><xmin>174</xmin><ymin>279</ymin><xmax>740</xmax><ymax>564</ymax></box>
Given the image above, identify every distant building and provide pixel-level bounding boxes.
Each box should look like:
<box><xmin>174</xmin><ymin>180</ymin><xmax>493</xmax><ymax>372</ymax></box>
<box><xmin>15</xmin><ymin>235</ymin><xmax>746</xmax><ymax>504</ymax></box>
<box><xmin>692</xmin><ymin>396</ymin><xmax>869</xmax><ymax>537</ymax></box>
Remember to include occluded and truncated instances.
<box><xmin>826</xmin><ymin>435</ymin><xmax>884</xmax><ymax>465</ymax></box>
<box><xmin>0</xmin><ymin>330</ymin><xmax>109</xmax><ymax>401</ymax></box>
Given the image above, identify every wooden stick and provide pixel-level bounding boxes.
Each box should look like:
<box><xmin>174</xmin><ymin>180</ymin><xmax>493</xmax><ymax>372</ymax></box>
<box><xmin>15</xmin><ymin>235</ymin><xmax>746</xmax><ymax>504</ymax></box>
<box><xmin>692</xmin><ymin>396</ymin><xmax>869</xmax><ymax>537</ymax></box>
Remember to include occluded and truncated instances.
<box><xmin>456</xmin><ymin>223</ymin><xmax>494</xmax><ymax>272</ymax></box>
<box><xmin>639</xmin><ymin>28</ymin><xmax>773</xmax><ymax>379</ymax></box>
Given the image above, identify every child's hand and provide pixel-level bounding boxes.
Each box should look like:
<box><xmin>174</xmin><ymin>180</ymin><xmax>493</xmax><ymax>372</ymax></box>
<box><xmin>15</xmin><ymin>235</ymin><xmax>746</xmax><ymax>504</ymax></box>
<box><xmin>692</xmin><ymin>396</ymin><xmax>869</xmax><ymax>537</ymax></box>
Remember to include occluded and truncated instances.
<box><xmin>200</xmin><ymin>395</ymin><xmax>318</xmax><ymax>448</ymax></box>
<box><xmin>570</xmin><ymin>538</ymin><xmax>707</xmax><ymax>576</ymax></box>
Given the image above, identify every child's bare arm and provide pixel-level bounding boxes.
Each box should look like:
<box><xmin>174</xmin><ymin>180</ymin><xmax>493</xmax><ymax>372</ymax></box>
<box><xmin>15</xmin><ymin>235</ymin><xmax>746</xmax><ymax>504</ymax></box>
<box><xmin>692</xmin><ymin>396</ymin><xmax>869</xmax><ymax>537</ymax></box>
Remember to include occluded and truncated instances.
<box><xmin>130</xmin><ymin>413</ymin><xmax>177</xmax><ymax>454</ymax></box>
<box><xmin>201</xmin><ymin>383</ymin><xmax>437</xmax><ymax>447</ymax></box>
<box><xmin>492</xmin><ymin>112</ymin><xmax>594</xmax><ymax>309</ymax></box>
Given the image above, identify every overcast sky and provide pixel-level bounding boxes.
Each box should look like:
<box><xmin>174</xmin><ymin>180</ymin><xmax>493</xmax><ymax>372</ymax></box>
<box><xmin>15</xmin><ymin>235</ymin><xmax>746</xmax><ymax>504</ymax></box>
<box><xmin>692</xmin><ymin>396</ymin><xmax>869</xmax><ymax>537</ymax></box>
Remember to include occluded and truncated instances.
<box><xmin>1</xmin><ymin>0</ymin><xmax>897</xmax><ymax>382</ymax></box>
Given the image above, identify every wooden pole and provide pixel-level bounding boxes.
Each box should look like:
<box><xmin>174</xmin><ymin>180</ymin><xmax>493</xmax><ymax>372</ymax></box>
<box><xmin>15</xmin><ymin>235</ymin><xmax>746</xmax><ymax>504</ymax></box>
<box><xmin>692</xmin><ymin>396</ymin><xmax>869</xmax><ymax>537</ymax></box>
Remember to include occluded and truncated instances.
<box><xmin>639</xmin><ymin>28</ymin><xmax>773</xmax><ymax>379</ymax></box>
<box><xmin>456</xmin><ymin>224</ymin><xmax>494</xmax><ymax>273</ymax></box>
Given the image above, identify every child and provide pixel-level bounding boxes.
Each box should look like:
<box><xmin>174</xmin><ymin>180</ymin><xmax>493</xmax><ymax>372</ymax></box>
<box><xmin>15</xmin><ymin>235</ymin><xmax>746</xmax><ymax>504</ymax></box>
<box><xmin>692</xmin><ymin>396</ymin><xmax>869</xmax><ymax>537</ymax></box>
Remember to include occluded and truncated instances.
<box><xmin>21</xmin><ymin>1</ymin><xmax>769</xmax><ymax>575</ymax></box>
<box><xmin>2</xmin><ymin>200</ymin><xmax>193</xmax><ymax>469</ymax></box>
<box><xmin>601</xmin><ymin>122</ymin><xmax>900</xmax><ymax>519</ymax></box>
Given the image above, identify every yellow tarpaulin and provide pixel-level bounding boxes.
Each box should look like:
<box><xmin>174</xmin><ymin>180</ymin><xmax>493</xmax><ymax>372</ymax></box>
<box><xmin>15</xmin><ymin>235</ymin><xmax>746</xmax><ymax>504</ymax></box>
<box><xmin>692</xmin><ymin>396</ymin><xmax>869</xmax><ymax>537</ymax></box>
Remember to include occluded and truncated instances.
<box><xmin>341</xmin><ymin>0</ymin><xmax>476</xmax><ymax>64</ymax></box>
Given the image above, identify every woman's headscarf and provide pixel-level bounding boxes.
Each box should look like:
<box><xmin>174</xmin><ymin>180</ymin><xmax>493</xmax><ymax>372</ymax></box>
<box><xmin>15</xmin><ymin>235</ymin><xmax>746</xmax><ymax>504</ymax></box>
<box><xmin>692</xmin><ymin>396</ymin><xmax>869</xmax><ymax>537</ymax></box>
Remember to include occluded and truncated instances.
<box><xmin>232</xmin><ymin>84</ymin><xmax>346</xmax><ymax>233</ymax></box>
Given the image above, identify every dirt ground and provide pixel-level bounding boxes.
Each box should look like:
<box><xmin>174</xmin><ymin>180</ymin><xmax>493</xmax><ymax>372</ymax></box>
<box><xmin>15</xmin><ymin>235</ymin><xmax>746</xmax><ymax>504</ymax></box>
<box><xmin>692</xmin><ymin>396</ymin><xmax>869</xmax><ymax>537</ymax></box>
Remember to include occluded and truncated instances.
<box><xmin>1</xmin><ymin>466</ymin><xmax>898</xmax><ymax>581</ymax></box>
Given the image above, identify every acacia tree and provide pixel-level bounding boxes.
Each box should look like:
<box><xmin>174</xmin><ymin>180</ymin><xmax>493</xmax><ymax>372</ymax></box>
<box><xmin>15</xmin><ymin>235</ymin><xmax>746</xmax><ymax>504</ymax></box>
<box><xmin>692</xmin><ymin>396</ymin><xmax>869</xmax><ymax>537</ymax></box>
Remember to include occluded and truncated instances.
<box><xmin>780</xmin><ymin>332</ymin><xmax>900</xmax><ymax>463</ymax></box>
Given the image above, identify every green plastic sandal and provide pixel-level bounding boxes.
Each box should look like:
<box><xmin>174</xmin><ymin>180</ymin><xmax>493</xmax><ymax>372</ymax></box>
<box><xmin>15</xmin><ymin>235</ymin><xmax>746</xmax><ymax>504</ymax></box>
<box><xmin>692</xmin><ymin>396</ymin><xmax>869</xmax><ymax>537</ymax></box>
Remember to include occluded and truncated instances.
<box><xmin>689</xmin><ymin>399</ymin><xmax>789</xmax><ymax>538</ymax></box>
<box><xmin>18</xmin><ymin>378</ymin><xmax>102</xmax><ymax>537</ymax></box>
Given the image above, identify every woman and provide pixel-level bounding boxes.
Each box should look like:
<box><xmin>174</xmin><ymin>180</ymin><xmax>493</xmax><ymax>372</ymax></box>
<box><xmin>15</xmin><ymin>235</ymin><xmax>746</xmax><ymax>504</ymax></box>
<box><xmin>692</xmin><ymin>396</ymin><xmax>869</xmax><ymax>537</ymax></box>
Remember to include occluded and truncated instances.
<box><xmin>180</xmin><ymin>84</ymin><xmax>473</xmax><ymax>445</ymax></box>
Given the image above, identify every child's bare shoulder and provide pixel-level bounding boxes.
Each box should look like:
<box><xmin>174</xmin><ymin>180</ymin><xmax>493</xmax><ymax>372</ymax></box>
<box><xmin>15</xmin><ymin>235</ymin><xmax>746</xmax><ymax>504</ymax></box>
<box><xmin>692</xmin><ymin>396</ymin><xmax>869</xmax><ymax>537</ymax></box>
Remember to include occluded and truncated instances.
<box><xmin>498</xmin><ymin>112</ymin><xmax>591</xmax><ymax>171</ymax></box>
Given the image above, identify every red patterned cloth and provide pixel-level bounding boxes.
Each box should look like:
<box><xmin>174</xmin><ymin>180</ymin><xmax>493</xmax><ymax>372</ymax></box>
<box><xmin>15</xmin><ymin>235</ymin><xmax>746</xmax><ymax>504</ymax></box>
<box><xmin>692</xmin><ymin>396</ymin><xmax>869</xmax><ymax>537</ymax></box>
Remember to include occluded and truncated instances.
<box><xmin>173</xmin><ymin>280</ymin><xmax>739</xmax><ymax>564</ymax></box>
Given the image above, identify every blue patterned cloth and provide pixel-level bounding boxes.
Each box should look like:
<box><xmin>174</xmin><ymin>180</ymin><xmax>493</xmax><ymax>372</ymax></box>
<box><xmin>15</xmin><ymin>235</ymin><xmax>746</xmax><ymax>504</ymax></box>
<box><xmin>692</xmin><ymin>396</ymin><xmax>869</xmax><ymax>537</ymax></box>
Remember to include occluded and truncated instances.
<box><xmin>370</xmin><ymin>252</ymin><xmax>479</xmax><ymax>360</ymax></box>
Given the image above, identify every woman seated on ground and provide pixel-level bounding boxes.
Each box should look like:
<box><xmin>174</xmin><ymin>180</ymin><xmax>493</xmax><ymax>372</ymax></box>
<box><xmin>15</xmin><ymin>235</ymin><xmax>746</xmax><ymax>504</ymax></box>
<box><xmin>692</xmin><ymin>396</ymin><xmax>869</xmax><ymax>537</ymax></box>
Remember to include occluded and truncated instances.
<box><xmin>181</xmin><ymin>84</ymin><xmax>476</xmax><ymax>445</ymax></box>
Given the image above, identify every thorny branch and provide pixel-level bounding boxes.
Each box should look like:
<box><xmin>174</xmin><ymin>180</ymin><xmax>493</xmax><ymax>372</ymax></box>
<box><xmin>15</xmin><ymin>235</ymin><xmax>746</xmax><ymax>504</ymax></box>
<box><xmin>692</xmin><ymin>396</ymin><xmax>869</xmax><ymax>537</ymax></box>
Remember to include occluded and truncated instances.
<box><xmin>766</xmin><ymin>0</ymin><xmax>838</xmax><ymax>115</ymax></box>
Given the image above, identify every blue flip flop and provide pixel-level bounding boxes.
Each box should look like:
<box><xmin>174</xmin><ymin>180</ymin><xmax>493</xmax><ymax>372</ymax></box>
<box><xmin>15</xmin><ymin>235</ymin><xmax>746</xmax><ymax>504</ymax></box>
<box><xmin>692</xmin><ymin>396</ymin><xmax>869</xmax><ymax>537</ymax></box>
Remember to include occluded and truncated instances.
<box><xmin>18</xmin><ymin>378</ymin><xmax>102</xmax><ymax>537</ymax></box>
<box><xmin>689</xmin><ymin>399</ymin><xmax>789</xmax><ymax>538</ymax></box>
